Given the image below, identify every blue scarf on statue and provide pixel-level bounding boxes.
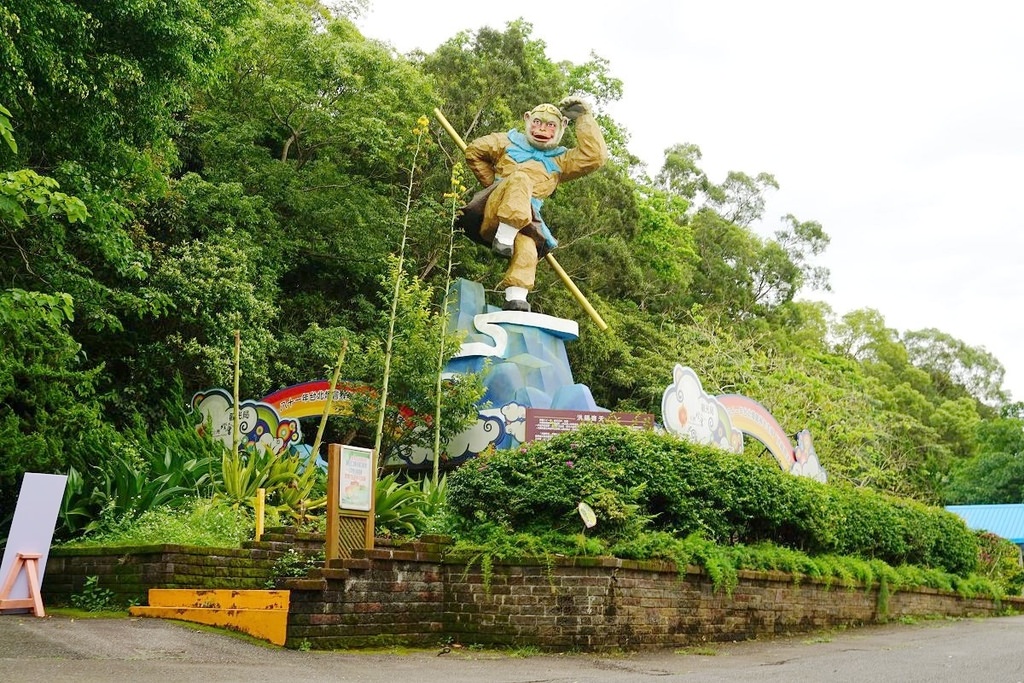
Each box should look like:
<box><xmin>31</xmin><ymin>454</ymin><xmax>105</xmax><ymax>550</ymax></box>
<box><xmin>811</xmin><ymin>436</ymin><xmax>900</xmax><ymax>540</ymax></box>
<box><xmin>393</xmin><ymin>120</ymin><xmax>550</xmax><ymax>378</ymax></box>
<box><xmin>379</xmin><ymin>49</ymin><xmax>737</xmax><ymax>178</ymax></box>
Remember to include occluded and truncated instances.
<box><xmin>505</xmin><ymin>130</ymin><xmax>566</xmax><ymax>173</ymax></box>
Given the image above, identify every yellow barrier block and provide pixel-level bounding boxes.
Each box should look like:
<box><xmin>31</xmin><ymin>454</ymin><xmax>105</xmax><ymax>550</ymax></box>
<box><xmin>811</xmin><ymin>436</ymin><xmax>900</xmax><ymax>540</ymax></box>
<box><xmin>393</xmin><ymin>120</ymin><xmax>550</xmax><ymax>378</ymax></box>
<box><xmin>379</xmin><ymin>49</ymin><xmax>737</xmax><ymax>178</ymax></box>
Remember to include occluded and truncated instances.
<box><xmin>130</xmin><ymin>589</ymin><xmax>290</xmax><ymax>646</ymax></box>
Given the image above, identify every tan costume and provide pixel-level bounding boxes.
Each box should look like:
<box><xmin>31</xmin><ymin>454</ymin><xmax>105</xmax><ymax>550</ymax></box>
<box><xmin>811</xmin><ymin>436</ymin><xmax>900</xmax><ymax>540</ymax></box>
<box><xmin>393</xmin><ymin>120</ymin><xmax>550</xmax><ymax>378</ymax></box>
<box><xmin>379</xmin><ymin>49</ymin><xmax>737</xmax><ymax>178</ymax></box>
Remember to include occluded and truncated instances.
<box><xmin>464</xmin><ymin>104</ymin><xmax>608</xmax><ymax>294</ymax></box>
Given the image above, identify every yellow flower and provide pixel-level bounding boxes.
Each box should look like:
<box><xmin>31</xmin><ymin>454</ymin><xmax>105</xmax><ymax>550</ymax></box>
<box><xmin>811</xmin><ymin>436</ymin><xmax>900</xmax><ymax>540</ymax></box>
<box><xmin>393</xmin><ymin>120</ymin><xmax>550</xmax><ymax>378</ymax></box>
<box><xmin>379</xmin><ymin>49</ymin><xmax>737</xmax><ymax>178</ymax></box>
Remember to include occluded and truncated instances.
<box><xmin>417</xmin><ymin>115</ymin><xmax>430</xmax><ymax>128</ymax></box>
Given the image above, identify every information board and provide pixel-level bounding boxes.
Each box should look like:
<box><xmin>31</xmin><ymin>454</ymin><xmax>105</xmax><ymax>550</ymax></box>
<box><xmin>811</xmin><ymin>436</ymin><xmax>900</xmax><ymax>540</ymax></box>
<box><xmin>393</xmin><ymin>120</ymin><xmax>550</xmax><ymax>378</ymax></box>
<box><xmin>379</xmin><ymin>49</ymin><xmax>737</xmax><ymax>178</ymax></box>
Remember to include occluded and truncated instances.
<box><xmin>525</xmin><ymin>408</ymin><xmax>654</xmax><ymax>442</ymax></box>
<box><xmin>339</xmin><ymin>445</ymin><xmax>374</xmax><ymax>511</ymax></box>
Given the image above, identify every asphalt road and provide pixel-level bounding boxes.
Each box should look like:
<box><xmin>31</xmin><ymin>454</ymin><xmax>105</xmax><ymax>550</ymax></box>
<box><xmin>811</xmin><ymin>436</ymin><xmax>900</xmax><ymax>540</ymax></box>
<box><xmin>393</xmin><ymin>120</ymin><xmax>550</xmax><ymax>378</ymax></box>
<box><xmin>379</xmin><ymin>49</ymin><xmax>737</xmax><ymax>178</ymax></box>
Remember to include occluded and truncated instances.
<box><xmin>2</xmin><ymin>613</ymin><xmax>1024</xmax><ymax>682</ymax></box>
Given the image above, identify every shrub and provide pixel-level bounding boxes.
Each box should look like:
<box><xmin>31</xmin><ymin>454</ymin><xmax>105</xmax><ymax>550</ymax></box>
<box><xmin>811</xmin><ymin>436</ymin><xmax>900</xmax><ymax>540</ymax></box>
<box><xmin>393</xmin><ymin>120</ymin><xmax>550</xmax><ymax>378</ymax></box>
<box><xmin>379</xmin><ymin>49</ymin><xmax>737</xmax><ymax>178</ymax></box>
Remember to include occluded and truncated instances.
<box><xmin>447</xmin><ymin>437</ymin><xmax>652</xmax><ymax>541</ymax></box>
<box><xmin>446</xmin><ymin>423</ymin><xmax>980</xmax><ymax>576</ymax></box>
<box><xmin>60</xmin><ymin>497</ymin><xmax>253</xmax><ymax>548</ymax></box>
<box><xmin>375</xmin><ymin>472</ymin><xmax>448</xmax><ymax>538</ymax></box>
<box><xmin>58</xmin><ymin>419</ymin><xmax>222</xmax><ymax>537</ymax></box>
<box><xmin>70</xmin><ymin>575</ymin><xmax>118</xmax><ymax>612</ymax></box>
<box><xmin>974</xmin><ymin>531</ymin><xmax>1024</xmax><ymax>595</ymax></box>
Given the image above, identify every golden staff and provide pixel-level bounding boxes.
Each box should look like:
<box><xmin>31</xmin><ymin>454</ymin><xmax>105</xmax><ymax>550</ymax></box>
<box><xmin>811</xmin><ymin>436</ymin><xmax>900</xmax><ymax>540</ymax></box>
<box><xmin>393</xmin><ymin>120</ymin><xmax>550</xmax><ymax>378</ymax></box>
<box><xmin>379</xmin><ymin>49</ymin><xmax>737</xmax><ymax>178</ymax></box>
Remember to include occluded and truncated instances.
<box><xmin>433</xmin><ymin>107</ymin><xmax>609</xmax><ymax>332</ymax></box>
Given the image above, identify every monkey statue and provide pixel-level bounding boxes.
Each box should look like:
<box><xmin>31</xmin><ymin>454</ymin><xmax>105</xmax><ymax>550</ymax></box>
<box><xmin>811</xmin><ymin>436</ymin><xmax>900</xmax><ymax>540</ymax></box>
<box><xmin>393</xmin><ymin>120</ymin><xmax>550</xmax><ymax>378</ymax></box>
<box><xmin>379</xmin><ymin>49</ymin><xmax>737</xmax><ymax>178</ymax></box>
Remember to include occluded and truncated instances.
<box><xmin>460</xmin><ymin>98</ymin><xmax>608</xmax><ymax>312</ymax></box>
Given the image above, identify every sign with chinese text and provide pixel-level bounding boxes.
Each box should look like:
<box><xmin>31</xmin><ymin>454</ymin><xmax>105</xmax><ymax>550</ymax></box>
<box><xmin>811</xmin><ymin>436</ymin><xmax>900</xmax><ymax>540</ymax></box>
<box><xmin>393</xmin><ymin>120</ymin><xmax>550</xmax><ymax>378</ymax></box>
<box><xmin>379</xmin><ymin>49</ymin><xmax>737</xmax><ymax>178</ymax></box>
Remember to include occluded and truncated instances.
<box><xmin>339</xmin><ymin>445</ymin><xmax>374</xmax><ymax>511</ymax></box>
<box><xmin>525</xmin><ymin>408</ymin><xmax>654</xmax><ymax>442</ymax></box>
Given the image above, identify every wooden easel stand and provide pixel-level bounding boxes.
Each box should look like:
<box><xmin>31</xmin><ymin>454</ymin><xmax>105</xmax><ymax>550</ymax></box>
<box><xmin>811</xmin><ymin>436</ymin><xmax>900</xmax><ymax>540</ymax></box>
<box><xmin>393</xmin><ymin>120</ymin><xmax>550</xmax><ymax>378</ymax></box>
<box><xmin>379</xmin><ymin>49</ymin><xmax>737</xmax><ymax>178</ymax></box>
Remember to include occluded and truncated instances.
<box><xmin>0</xmin><ymin>552</ymin><xmax>46</xmax><ymax>617</ymax></box>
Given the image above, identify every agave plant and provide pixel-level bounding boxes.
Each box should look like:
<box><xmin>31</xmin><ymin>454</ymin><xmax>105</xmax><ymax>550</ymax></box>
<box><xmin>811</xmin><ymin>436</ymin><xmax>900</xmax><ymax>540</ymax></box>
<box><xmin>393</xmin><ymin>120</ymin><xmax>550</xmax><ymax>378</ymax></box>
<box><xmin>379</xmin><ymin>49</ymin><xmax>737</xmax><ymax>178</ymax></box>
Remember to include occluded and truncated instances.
<box><xmin>268</xmin><ymin>453</ymin><xmax>326</xmax><ymax>523</ymax></box>
<box><xmin>374</xmin><ymin>473</ymin><xmax>428</xmax><ymax>537</ymax></box>
<box><xmin>216</xmin><ymin>446</ymin><xmax>326</xmax><ymax>524</ymax></box>
<box><xmin>58</xmin><ymin>429</ymin><xmax>221</xmax><ymax>536</ymax></box>
<box><xmin>420</xmin><ymin>474</ymin><xmax>448</xmax><ymax>519</ymax></box>
<box><xmin>59</xmin><ymin>466</ymin><xmax>97</xmax><ymax>535</ymax></box>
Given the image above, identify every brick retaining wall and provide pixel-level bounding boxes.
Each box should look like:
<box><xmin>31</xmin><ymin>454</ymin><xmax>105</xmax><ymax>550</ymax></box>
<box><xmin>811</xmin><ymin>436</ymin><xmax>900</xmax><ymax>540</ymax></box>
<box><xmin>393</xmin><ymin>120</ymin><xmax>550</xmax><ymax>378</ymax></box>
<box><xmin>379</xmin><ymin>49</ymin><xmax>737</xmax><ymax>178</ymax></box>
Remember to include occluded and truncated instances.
<box><xmin>43</xmin><ymin>532</ymin><xmax>1024</xmax><ymax>651</ymax></box>
<box><xmin>43</xmin><ymin>527</ymin><xmax>323</xmax><ymax>606</ymax></box>
<box><xmin>284</xmin><ymin>538</ymin><xmax>1023</xmax><ymax>651</ymax></box>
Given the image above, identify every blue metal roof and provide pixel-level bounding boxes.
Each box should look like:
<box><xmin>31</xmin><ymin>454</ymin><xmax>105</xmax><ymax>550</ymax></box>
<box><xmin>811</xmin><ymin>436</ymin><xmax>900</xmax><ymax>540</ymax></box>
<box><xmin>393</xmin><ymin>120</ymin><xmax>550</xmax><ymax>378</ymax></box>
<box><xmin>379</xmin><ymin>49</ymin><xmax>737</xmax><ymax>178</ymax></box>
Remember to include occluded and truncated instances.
<box><xmin>946</xmin><ymin>504</ymin><xmax>1024</xmax><ymax>544</ymax></box>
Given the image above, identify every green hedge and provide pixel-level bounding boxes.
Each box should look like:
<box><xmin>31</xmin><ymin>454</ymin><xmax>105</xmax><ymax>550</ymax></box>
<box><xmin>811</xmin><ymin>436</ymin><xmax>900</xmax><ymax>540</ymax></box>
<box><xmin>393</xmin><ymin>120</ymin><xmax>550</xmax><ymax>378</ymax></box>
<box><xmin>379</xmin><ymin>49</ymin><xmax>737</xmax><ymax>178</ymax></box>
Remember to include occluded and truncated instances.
<box><xmin>447</xmin><ymin>424</ymin><xmax>978</xmax><ymax>576</ymax></box>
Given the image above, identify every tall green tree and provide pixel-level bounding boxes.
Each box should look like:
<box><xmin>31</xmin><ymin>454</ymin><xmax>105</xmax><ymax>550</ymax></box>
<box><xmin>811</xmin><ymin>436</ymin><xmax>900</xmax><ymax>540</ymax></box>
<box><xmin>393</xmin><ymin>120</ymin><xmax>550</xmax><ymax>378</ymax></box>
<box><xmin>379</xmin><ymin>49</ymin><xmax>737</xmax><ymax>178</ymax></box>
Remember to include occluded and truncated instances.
<box><xmin>133</xmin><ymin>175</ymin><xmax>281</xmax><ymax>403</ymax></box>
<box><xmin>186</xmin><ymin>0</ymin><xmax>437</xmax><ymax>341</ymax></box>
<box><xmin>0</xmin><ymin>287</ymin><xmax>118</xmax><ymax>529</ymax></box>
<box><xmin>0</xmin><ymin>116</ymin><xmax>116</xmax><ymax>526</ymax></box>
<box><xmin>1</xmin><ymin>0</ymin><xmax>256</xmax><ymax>422</ymax></box>
<box><xmin>903</xmin><ymin>328</ymin><xmax>1007</xmax><ymax>407</ymax></box>
<box><xmin>417</xmin><ymin>20</ymin><xmax>565</xmax><ymax>143</ymax></box>
<box><xmin>650</xmin><ymin>143</ymin><xmax>831</xmax><ymax>323</ymax></box>
<box><xmin>944</xmin><ymin>414</ymin><xmax>1024</xmax><ymax>504</ymax></box>
<box><xmin>1</xmin><ymin>0</ymin><xmax>253</xmax><ymax>173</ymax></box>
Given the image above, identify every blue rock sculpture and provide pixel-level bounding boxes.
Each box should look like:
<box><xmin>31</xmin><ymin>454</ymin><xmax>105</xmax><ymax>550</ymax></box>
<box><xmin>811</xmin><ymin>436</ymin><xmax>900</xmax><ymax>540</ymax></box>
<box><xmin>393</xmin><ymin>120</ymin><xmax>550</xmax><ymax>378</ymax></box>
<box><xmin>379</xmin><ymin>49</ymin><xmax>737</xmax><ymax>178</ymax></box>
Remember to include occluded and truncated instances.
<box><xmin>387</xmin><ymin>278</ymin><xmax>604</xmax><ymax>468</ymax></box>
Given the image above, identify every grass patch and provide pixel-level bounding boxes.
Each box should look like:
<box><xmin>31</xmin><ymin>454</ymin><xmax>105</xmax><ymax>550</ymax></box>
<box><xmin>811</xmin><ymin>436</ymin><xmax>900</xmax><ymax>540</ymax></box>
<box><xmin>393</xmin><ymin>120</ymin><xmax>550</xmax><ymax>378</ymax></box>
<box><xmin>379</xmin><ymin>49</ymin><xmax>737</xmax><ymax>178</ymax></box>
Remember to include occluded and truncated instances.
<box><xmin>48</xmin><ymin>607</ymin><xmax>129</xmax><ymax>619</ymax></box>
<box><xmin>59</xmin><ymin>498</ymin><xmax>253</xmax><ymax>548</ymax></box>
<box><xmin>675</xmin><ymin>645</ymin><xmax>718</xmax><ymax>656</ymax></box>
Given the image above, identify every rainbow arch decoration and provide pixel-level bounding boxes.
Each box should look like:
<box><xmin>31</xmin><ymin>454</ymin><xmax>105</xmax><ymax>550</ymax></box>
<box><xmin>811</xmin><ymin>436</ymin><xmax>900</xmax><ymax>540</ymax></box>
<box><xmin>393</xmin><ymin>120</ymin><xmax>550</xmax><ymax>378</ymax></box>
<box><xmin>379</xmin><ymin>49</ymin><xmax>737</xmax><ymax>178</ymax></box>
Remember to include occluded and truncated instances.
<box><xmin>261</xmin><ymin>380</ymin><xmax>376</xmax><ymax>421</ymax></box>
<box><xmin>191</xmin><ymin>380</ymin><xmax>424</xmax><ymax>461</ymax></box>
<box><xmin>715</xmin><ymin>394</ymin><xmax>795</xmax><ymax>472</ymax></box>
<box><xmin>260</xmin><ymin>380</ymin><xmax>419</xmax><ymax>429</ymax></box>
<box><xmin>190</xmin><ymin>388</ymin><xmax>302</xmax><ymax>457</ymax></box>
<box><xmin>661</xmin><ymin>364</ymin><xmax>826</xmax><ymax>482</ymax></box>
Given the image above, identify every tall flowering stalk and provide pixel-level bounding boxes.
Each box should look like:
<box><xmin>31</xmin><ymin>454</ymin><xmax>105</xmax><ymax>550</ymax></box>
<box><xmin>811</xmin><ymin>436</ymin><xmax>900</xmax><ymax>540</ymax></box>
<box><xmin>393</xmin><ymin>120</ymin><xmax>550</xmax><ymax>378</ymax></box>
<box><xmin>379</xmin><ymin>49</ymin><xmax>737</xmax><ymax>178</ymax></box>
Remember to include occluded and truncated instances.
<box><xmin>432</xmin><ymin>163</ymin><xmax>468</xmax><ymax>483</ymax></box>
<box><xmin>373</xmin><ymin>116</ymin><xmax>430</xmax><ymax>468</ymax></box>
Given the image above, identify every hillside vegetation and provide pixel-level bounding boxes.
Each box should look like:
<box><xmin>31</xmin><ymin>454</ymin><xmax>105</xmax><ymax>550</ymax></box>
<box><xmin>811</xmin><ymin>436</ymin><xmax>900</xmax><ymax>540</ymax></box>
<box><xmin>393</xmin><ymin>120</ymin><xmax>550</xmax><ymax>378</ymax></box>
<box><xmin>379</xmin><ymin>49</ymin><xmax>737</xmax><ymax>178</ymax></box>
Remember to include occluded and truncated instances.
<box><xmin>3</xmin><ymin>0</ymin><xmax>1023</xmax><ymax>541</ymax></box>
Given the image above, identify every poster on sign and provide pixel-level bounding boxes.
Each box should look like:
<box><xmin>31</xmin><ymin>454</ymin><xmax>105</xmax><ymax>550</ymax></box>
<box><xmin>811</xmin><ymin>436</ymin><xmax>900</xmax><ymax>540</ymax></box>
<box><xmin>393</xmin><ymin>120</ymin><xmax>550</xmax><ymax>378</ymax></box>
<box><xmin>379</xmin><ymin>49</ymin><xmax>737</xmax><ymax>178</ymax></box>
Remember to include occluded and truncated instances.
<box><xmin>339</xmin><ymin>445</ymin><xmax>374</xmax><ymax>511</ymax></box>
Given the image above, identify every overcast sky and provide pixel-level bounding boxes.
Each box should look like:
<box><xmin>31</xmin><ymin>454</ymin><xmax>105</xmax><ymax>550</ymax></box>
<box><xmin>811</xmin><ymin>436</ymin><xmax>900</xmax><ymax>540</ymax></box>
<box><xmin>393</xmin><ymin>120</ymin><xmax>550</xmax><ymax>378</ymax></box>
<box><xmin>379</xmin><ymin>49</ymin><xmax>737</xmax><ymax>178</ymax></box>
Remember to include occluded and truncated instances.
<box><xmin>356</xmin><ymin>1</ymin><xmax>1024</xmax><ymax>401</ymax></box>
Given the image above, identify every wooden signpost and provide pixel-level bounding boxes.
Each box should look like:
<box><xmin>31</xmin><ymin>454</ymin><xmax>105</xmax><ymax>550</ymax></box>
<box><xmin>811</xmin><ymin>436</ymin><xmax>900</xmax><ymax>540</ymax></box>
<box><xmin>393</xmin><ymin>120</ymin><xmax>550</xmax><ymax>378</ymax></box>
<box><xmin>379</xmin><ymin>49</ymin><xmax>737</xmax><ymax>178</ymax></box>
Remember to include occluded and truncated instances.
<box><xmin>325</xmin><ymin>444</ymin><xmax>376</xmax><ymax>561</ymax></box>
